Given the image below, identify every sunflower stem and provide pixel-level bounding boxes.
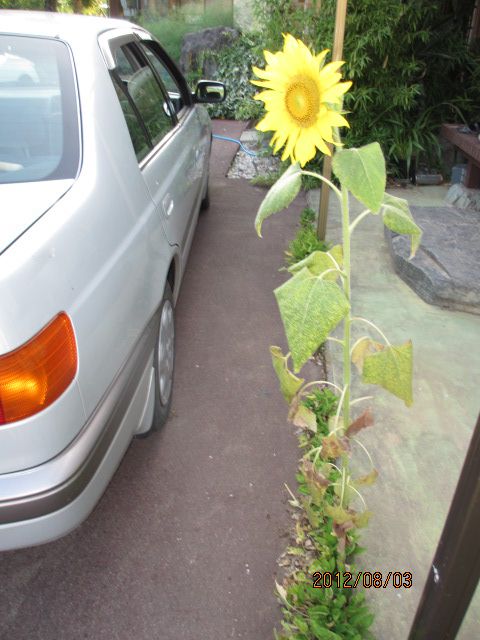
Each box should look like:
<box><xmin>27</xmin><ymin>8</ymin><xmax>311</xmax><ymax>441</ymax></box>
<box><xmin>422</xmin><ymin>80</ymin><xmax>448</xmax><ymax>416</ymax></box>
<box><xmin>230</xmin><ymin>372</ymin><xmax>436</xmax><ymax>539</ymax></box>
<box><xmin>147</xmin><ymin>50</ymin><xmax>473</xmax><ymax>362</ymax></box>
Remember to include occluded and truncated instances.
<box><xmin>341</xmin><ymin>184</ymin><xmax>351</xmax><ymax>430</ymax></box>
<box><xmin>338</xmin><ymin>182</ymin><xmax>352</xmax><ymax>526</ymax></box>
<box><xmin>300</xmin><ymin>170</ymin><xmax>342</xmax><ymax>204</ymax></box>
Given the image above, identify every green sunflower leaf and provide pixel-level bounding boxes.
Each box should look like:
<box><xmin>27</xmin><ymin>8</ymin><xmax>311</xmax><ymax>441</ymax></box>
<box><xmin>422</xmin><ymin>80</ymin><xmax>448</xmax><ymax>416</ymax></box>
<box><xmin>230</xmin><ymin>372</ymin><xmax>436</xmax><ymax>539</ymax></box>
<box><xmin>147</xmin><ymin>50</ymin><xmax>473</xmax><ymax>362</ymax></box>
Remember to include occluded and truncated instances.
<box><xmin>270</xmin><ymin>346</ymin><xmax>305</xmax><ymax>404</ymax></box>
<box><xmin>255</xmin><ymin>163</ymin><xmax>302</xmax><ymax>237</ymax></box>
<box><xmin>362</xmin><ymin>340</ymin><xmax>414</xmax><ymax>407</ymax></box>
<box><xmin>275</xmin><ymin>268</ymin><xmax>350</xmax><ymax>372</ymax></box>
<box><xmin>381</xmin><ymin>193</ymin><xmax>423</xmax><ymax>257</ymax></box>
<box><xmin>332</xmin><ymin>143</ymin><xmax>386</xmax><ymax>213</ymax></box>
<box><xmin>287</xmin><ymin>245</ymin><xmax>344</xmax><ymax>281</ymax></box>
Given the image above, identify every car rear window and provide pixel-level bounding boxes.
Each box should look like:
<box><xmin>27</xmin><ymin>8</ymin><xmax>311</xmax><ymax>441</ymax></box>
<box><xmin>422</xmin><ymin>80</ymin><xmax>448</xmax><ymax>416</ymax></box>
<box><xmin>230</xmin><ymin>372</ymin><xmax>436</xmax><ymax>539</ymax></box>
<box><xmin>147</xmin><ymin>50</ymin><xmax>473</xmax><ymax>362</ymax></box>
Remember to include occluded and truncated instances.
<box><xmin>0</xmin><ymin>35</ymin><xmax>79</xmax><ymax>184</ymax></box>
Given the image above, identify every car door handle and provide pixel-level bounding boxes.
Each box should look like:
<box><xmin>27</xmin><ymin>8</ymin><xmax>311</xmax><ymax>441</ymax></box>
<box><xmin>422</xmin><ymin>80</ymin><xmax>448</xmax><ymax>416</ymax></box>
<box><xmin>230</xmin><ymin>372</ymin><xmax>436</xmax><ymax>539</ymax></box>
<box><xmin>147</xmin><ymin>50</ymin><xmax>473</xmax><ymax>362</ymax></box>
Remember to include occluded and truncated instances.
<box><xmin>162</xmin><ymin>195</ymin><xmax>174</xmax><ymax>218</ymax></box>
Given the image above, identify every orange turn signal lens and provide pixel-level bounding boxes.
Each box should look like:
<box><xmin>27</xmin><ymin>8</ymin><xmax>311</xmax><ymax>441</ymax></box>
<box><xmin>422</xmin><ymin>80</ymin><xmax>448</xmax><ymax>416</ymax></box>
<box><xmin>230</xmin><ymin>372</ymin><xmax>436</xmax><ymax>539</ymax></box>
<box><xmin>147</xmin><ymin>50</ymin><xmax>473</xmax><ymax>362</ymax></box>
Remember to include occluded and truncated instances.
<box><xmin>0</xmin><ymin>313</ymin><xmax>77</xmax><ymax>425</ymax></box>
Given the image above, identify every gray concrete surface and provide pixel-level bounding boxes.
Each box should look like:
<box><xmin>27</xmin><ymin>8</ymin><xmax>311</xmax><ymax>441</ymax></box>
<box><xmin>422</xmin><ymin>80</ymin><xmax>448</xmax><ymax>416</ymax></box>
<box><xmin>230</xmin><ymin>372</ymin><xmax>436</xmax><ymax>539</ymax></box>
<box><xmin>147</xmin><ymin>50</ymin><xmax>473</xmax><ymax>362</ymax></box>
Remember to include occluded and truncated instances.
<box><xmin>0</xmin><ymin>121</ymin><xmax>306</xmax><ymax>640</ymax></box>
<box><xmin>308</xmin><ymin>185</ymin><xmax>480</xmax><ymax>639</ymax></box>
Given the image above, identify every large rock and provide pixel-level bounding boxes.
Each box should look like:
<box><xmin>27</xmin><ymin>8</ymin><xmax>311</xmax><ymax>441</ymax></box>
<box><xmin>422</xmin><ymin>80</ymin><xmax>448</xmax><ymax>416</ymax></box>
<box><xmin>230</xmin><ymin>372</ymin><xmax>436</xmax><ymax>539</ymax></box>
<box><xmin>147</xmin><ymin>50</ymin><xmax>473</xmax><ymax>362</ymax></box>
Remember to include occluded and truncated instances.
<box><xmin>385</xmin><ymin>205</ymin><xmax>480</xmax><ymax>315</ymax></box>
<box><xmin>180</xmin><ymin>26</ymin><xmax>240</xmax><ymax>76</ymax></box>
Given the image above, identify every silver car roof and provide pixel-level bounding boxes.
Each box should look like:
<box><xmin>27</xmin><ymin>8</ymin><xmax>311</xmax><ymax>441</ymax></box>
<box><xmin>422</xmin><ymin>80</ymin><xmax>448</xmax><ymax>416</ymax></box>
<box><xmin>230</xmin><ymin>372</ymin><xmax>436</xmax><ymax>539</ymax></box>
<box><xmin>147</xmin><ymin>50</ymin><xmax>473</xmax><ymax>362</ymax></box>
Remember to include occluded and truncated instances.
<box><xmin>0</xmin><ymin>10</ymin><xmax>131</xmax><ymax>41</ymax></box>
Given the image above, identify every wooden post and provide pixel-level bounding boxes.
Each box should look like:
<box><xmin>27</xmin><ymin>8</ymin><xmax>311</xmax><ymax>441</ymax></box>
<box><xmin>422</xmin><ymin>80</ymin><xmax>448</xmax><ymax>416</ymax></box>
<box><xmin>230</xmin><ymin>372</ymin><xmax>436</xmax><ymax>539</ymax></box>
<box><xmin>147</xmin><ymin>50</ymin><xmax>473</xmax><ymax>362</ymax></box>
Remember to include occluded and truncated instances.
<box><xmin>316</xmin><ymin>0</ymin><xmax>348</xmax><ymax>240</ymax></box>
<box><xmin>109</xmin><ymin>0</ymin><xmax>124</xmax><ymax>17</ymax></box>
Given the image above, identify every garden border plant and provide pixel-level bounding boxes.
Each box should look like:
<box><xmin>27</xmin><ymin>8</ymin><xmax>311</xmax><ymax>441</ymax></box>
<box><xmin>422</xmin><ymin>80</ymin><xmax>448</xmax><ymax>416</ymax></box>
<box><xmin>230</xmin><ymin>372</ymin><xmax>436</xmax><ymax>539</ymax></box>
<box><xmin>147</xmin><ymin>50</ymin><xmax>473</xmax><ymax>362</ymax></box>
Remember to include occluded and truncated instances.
<box><xmin>250</xmin><ymin>34</ymin><xmax>422</xmax><ymax>639</ymax></box>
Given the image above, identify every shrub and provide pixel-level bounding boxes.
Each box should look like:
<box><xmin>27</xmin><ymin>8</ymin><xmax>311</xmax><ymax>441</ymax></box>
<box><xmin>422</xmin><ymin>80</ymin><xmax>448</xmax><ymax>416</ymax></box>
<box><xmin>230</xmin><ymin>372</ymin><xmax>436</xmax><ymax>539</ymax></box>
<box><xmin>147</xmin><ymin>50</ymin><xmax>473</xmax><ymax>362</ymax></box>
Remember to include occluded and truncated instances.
<box><xmin>252</xmin><ymin>0</ymin><xmax>480</xmax><ymax>177</ymax></box>
<box><xmin>204</xmin><ymin>32</ymin><xmax>265</xmax><ymax>121</ymax></box>
<box><xmin>139</xmin><ymin>2</ymin><xmax>234</xmax><ymax>64</ymax></box>
<box><xmin>285</xmin><ymin>209</ymin><xmax>329</xmax><ymax>267</ymax></box>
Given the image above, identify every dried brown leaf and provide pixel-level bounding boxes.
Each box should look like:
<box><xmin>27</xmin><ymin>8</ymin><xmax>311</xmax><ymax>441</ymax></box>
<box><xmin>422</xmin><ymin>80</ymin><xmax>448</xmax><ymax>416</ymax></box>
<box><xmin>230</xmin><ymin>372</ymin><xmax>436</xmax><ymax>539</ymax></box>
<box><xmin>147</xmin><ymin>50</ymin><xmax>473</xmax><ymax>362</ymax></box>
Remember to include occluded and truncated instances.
<box><xmin>347</xmin><ymin>408</ymin><xmax>374</xmax><ymax>436</ymax></box>
<box><xmin>321</xmin><ymin>434</ymin><xmax>351</xmax><ymax>460</ymax></box>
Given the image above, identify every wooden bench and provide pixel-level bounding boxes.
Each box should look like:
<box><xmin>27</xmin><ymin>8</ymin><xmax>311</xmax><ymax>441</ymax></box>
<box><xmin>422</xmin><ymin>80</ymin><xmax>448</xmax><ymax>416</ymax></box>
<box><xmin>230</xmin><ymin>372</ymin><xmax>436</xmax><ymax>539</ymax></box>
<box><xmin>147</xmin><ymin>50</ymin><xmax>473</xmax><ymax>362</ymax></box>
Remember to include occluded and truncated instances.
<box><xmin>441</xmin><ymin>123</ymin><xmax>480</xmax><ymax>188</ymax></box>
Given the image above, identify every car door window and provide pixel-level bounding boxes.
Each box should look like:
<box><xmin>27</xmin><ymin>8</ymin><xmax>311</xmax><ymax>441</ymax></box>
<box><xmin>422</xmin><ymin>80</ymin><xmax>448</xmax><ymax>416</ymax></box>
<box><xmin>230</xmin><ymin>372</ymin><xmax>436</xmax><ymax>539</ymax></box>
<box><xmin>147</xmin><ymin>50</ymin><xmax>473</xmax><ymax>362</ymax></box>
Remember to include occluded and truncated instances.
<box><xmin>111</xmin><ymin>43</ymin><xmax>174</xmax><ymax>156</ymax></box>
<box><xmin>138</xmin><ymin>42</ymin><xmax>188</xmax><ymax>118</ymax></box>
<box><xmin>111</xmin><ymin>75</ymin><xmax>150</xmax><ymax>162</ymax></box>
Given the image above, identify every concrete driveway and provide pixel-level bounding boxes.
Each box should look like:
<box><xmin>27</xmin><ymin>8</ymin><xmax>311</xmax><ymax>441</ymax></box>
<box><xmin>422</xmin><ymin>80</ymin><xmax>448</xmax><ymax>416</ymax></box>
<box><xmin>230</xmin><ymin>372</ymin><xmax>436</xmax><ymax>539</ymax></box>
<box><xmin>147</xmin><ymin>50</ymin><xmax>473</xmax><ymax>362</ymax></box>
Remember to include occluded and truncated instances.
<box><xmin>0</xmin><ymin>121</ymin><xmax>305</xmax><ymax>640</ymax></box>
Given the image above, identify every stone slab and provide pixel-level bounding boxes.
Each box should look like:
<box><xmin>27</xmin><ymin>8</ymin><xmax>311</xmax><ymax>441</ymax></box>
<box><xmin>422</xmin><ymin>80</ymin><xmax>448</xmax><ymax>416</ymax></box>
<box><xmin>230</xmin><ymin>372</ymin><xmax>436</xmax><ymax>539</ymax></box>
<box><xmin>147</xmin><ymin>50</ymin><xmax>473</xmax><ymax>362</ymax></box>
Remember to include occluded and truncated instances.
<box><xmin>385</xmin><ymin>205</ymin><xmax>480</xmax><ymax>314</ymax></box>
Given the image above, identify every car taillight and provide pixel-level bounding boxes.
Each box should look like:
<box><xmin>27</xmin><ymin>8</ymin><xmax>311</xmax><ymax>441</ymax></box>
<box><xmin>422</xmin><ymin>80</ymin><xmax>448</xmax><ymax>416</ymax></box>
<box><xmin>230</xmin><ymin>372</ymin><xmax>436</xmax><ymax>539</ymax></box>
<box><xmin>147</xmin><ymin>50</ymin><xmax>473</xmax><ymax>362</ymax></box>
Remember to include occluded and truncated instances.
<box><xmin>0</xmin><ymin>313</ymin><xmax>77</xmax><ymax>425</ymax></box>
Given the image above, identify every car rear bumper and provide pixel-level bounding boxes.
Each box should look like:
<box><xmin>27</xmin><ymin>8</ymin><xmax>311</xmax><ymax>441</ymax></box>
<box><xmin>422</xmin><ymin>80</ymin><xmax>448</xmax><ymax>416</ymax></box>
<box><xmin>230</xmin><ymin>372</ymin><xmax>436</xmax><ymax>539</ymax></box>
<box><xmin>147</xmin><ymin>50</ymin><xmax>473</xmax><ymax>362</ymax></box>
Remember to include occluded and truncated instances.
<box><xmin>0</xmin><ymin>314</ymin><xmax>156</xmax><ymax>552</ymax></box>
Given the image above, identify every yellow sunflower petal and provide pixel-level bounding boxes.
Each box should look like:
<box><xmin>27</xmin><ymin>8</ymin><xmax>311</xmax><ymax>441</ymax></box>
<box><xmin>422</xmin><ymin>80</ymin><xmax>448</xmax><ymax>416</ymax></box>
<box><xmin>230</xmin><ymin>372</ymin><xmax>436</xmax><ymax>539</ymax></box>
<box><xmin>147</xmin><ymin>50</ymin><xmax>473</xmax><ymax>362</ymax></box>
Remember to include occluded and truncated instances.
<box><xmin>316</xmin><ymin>49</ymin><xmax>329</xmax><ymax>66</ymax></box>
<box><xmin>253</xmin><ymin>35</ymin><xmax>351</xmax><ymax>165</ymax></box>
<box><xmin>295</xmin><ymin>130</ymin><xmax>318</xmax><ymax>166</ymax></box>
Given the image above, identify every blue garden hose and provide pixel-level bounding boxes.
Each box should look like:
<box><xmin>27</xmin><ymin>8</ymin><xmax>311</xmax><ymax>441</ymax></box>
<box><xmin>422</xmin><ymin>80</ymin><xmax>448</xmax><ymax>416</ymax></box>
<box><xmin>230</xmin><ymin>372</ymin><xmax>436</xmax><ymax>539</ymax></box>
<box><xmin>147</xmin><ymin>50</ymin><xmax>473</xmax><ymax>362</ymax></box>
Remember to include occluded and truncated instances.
<box><xmin>212</xmin><ymin>134</ymin><xmax>258</xmax><ymax>157</ymax></box>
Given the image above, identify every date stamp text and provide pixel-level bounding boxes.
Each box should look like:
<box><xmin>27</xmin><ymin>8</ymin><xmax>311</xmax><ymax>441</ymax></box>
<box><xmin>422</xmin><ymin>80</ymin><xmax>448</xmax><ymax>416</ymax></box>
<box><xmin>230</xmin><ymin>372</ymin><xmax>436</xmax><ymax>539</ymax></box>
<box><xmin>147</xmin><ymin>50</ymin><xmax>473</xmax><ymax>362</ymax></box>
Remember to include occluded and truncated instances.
<box><xmin>312</xmin><ymin>571</ymin><xmax>412</xmax><ymax>589</ymax></box>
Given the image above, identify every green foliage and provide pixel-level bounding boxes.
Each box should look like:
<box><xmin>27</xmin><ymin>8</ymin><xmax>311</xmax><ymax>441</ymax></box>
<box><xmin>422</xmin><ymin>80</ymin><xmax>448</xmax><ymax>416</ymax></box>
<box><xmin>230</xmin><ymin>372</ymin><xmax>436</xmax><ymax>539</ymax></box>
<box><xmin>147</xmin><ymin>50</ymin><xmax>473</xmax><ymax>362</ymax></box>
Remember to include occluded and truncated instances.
<box><xmin>362</xmin><ymin>341</ymin><xmax>414</xmax><ymax>408</ymax></box>
<box><xmin>381</xmin><ymin>194</ymin><xmax>422</xmax><ymax>258</ymax></box>
<box><xmin>288</xmin><ymin>246</ymin><xmax>343</xmax><ymax>282</ymax></box>
<box><xmin>302</xmin><ymin>388</ymin><xmax>338</xmax><ymax>437</ymax></box>
<box><xmin>332</xmin><ymin>144</ymin><xmax>386</xmax><ymax>214</ymax></box>
<box><xmin>274</xmin><ymin>269</ymin><xmax>349</xmax><ymax>372</ymax></box>
<box><xmin>204</xmin><ymin>32</ymin><xmax>265</xmax><ymax>120</ymax></box>
<box><xmin>250</xmin><ymin>170</ymin><xmax>283</xmax><ymax>188</ymax></box>
<box><xmin>285</xmin><ymin>213</ymin><xmax>330</xmax><ymax>267</ymax></box>
<box><xmin>275</xmin><ymin>388</ymin><xmax>374</xmax><ymax>640</ymax></box>
<box><xmin>300</xmin><ymin>207</ymin><xmax>316</xmax><ymax>227</ymax></box>
<box><xmin>253</xmin><ymin>0</ymin><xmax>480</xmax><ymax>176</ymax></box>
<box><xmin>271</xmin><ymin>346</ymin><xmax>305</xmax><ymax>404</ymax></box>
<box><xmin>255</xmin><ymin>164</ymin><xmax>302</xmax><ymax>237</ymax></box>
<box><xmin>140</xmin><ymin>3</ymin><xmax>233</xmax><ymax>64</ymax></box>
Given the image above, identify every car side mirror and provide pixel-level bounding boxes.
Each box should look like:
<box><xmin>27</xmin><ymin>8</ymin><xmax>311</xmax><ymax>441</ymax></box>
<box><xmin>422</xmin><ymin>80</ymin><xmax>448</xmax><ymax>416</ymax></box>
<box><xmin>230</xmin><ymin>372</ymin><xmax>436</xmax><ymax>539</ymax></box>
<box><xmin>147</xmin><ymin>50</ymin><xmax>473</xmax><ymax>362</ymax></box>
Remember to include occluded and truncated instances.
<box><xmin>194</xmin><ymin>80</ymin><xmax>226</xmax><ymax>104</ymax></box>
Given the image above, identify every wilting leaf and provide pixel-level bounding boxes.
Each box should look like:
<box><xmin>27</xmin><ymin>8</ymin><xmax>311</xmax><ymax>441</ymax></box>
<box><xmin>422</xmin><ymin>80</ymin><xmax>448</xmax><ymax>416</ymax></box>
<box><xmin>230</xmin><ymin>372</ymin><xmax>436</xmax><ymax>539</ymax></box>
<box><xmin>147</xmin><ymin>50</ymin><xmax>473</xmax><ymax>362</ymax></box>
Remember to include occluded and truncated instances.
<box><xmin>362</xmin><ymin>340</ymin><xmax>413</xmax><ymax>407</ymax></box>
<box><xmin>321</xmin><ymin>434</ymin><xmax>351</xmax><ymax>460</ymax></box>
<box><xmin>354</xmin><ymin>469</ymin><xmax>379</xmax><ymax>487</ymax></box>
<box><xmin>255</xmin><ymin>163</ymin><xmax>302</xmax><ymax>237</ymax></box>
<box><xmin>351</xmin><ymin>337</ymin><xmax>383</xmax><ymax>373</ymax></box>
<box><xmin>270</xmin><ymin>346</ymin><xmax>304</xmax><ymax>404</ymax></box>
<box><xmin>328</xmin><ymin>506</ymin><xmax>372</xmax><ymax>537</ymax></box>
<box><xmin>381</xmin><ymin>193</ymin><xmax>422</xmax><ymax>258</ymax></box>
<box><xmin>302</xmin><ymin>460</ymin><xmax>330</xmax><ymax>504</ymax></box>
<box><xmin>288</xmin><ymin>400</ymin><xmax>317</xmax><ymax>432</ymax></box>
<box><xmin>354</xmin><ymin>510</ymin><xmax>373</xmax><ymax>528</ymax></box>
<box><xmin>275</xmin><ymin>581</ymin><xmax>288</xmax><ymax>606</ymax></box>
<box><xmin>332</xmin><ymin>143</ymin><xmax>386</xmax><ymax>213</ymax></box>
<box><xmin>288</xmin><ymin>245</ymin><xmax>344</xmax><ymax>281</ymax></box>
<box><xmin>333</xmin><ymin>521</ymin><xmax>355</xmax><ymax>555</ymax></box>
<box><xmin>326</xmin><ymin>504</ymin><xmax>356</xmax><ymax>526</ymax></box>
<box><xmin>275</xmin><ymin>268</ymin><xmax>350</xmax><ymax>372</ymax></box>
<box><xmin>347</xmin><ymin>408</ymin><xmax>374</xmax><ymax>436</ymax></box>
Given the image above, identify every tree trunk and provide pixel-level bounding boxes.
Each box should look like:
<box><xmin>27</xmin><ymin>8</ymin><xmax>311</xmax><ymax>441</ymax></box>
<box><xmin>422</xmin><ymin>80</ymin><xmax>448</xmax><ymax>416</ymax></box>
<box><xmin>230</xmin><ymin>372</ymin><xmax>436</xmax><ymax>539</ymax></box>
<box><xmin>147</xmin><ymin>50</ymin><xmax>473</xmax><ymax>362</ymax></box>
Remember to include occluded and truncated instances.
<box><xmin>73</xmin><ymin>0</ymin><xmax>83</xmax><ymax>14</ymax></box>
<box><xmin>44</xmin><ymin>0</ymin><xmax>57</xmax><ymax>11</ymax></box>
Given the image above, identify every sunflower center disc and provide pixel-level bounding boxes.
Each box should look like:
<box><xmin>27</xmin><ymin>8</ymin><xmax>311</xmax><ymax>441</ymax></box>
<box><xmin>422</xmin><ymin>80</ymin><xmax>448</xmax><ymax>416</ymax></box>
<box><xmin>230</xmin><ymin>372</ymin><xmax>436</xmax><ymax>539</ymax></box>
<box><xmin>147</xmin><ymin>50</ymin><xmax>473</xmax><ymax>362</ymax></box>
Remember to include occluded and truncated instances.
<box><xmin>285</xmin><ymin>76</ymin><xmax>320</xmax><ymax>128</ymax></box>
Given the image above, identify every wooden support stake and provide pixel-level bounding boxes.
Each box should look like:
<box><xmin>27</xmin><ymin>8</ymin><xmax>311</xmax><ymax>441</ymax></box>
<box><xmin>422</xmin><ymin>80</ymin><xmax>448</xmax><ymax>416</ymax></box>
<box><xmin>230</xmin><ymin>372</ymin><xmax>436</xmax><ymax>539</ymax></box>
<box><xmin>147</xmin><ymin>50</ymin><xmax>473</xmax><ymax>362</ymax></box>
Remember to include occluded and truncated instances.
<box><xmin>317</xmin><ymin>0</ymin><xmax>348</xmax><ymax>240</ymax></box>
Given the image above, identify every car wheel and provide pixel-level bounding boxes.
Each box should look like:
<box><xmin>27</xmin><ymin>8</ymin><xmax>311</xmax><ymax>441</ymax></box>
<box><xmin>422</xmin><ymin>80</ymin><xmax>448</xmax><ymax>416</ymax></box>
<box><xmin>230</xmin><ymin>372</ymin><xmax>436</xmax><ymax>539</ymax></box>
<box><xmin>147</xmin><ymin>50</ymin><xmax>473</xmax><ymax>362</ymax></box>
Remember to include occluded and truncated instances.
<box><xmin>200</xmin><ymin>178</ymin><xmax>210</xmax><ymax>211</ymax></box>
<box><xmin>150</xmin><ymin>282</ymin><xmax>175</xmax><ymax>432</ymax></box>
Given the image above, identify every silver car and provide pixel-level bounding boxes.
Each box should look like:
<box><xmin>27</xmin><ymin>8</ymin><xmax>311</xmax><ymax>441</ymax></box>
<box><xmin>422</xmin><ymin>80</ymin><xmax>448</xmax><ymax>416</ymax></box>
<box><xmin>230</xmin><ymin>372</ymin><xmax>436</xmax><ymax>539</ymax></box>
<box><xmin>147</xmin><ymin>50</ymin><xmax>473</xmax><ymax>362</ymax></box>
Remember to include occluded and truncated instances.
<box><xmin>0</xmin><ymin>11</ymin><xmax>225</xmax><ymax>551</ymax></box>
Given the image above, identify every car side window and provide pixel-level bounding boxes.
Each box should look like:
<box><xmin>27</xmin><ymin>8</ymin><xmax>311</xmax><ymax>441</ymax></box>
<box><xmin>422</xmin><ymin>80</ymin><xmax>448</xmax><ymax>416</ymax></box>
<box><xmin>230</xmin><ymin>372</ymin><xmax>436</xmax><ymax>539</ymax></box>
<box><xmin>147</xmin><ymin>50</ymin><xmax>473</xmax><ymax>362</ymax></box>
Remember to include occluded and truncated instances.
<box><xmin>111</xmin><ymin>43</ymin><xmax>174</xmax><ymax>157</ymax></box>
<box><xmin>111</xmin><ymin>75</ymin><xmax>150</xmax><ymax>162</ymax></box>
<box><xmin>138</xmin><ymin>42</ymin><xmax>187</xmax><ymax>117</ymax></box>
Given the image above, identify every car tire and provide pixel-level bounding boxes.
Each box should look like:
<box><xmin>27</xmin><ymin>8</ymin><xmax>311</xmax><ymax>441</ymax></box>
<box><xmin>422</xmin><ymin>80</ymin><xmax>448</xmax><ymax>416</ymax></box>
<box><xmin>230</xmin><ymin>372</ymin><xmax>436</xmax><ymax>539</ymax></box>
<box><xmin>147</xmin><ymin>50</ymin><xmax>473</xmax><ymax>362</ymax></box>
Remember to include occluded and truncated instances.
<box><xmin>148</xmin><ymin>282</ymin><xmax>175</xmax><ymax>433</ymax></box>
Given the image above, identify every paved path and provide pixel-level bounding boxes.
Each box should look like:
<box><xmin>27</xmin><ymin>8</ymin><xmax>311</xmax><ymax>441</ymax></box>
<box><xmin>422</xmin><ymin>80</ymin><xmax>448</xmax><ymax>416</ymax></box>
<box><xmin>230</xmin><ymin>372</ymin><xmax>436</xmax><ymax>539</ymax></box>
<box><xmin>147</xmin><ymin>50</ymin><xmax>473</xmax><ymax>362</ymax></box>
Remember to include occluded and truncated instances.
<box><xmin>0</xmin><ymin>121</ymin><xmax>306</xmax><ymax>640</ymax></box>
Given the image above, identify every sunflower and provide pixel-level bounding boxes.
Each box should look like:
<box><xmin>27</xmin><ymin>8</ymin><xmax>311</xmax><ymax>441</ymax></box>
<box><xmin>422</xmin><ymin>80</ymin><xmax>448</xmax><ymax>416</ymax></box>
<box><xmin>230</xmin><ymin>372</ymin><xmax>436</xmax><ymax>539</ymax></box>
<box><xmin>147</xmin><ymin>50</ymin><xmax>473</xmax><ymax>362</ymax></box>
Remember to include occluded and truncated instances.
<box><xmin>251</xmin><ymin>34</ymin><xmax>352</xmax><ymax>167</ymax></box>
